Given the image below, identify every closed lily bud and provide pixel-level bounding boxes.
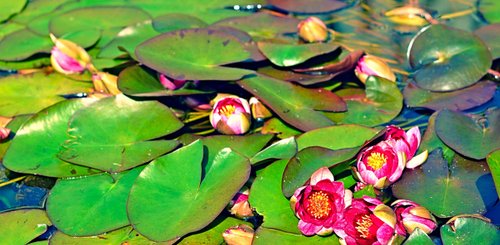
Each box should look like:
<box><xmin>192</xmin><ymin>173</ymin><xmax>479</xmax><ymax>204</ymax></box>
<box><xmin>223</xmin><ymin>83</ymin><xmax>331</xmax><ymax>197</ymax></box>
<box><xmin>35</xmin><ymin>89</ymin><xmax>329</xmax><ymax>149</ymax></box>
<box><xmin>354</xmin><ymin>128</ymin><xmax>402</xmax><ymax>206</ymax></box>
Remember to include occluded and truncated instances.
<box><xmin>210</xmin><ymin>96</ymin><xmax>251</xmax><ymax>135</ymax></box>
<box><xmin>392</xmin><ymin>199</ymin><xmax>437</xmax><ymax>235</ymax></box>
<box><xmin>385</xmin><ymin>6</ymin><xmax>429</xmax><ymax>26</ymax></box>
<box><xmin>92</xmin><ymin>72</ymin><xmax>121</xmax><ymax>95</ymax></box>
<box><xmin>249</xmin><ymin>97</ymin><xmax>272</xmax><ymax>120</ymax></box>
<box><xmin>50</xmin><ymin>34</ymin><xmax>91</xmax><ymax>75</ymax></box>
<box><xmin>229</xmin><ymin>190</ymin><xmax>254</xmax><ymax>219</ymax></box>
<box><xmin>0</xmin><ymin>127</ymin><xmax>11</xmax><ymax>141</ymax></box>
<box><xmin>355</xmin><ymin>55</ymin><xmax>396</xmax><ymax>83</ymax></box>
<box><xmin>222</xmin><ymin>225</ymin><xmax>254</xmax><ymax>245</ymax></box>
<box><xmin>298</xmin><ymin>17</ymin><xmax>329</xmax><ymax>43</ymax></box>
<box><xmin>159</xmin><ymin>74</ymin><xmax>186</xmax><ymax>90</ymax></box>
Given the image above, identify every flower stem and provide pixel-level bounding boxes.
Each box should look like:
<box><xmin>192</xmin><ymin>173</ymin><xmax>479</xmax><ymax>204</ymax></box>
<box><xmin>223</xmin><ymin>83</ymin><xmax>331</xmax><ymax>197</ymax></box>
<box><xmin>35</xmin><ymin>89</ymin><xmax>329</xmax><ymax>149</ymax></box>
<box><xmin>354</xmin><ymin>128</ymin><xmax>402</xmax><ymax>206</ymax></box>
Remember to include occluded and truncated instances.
<box><xmin>0</xmin><ymin>176</ymin><xmax>26</xmax><ymax>188</ymax></box>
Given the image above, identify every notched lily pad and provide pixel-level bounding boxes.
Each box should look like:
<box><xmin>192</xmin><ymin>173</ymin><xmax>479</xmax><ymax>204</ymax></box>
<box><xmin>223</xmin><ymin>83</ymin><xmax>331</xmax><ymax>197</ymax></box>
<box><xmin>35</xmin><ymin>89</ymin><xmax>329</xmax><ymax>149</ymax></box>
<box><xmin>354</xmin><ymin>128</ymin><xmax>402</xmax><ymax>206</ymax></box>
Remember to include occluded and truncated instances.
<box><xmin>408</xmin><ymin>24</ymin><xmax>491</xmax><ymax>92</ymax></box>
<box><xmin>267</xmin><ymin>0</ymin><xmax>347</xmax><ymax>14</ymax></box>
<box><xmin>135</xmin><ymin>28</ymin><xmax>253</xmax><ymax>81</ymax></box>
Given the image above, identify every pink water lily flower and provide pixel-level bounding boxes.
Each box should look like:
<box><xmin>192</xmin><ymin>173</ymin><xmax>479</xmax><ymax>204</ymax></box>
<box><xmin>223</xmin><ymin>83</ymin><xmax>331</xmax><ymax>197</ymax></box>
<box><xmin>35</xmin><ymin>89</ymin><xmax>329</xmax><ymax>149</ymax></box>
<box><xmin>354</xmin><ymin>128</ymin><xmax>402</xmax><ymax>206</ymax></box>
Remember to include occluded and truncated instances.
<box><xmin>210</xmin><ymin>96</ymin><xmax>251</xmax><ymax>135</ymax></box>
<box><xmin>337</xmin><ymin>196</ymin><xmax>397</xmax><ymax>245</ymax></box>
<box><xmin>392</xmin><ymin>199</ymin><xmax>437</xmax><ymax>235</ymax></box>
<box><xmin>159</xmin><ymin>74</ymin><xmax>186</xmax><ymax>90</ymax></box>
<box><xmin>354</xmin><ymin>55</ymin><xmax>396</xmax><ymax>83</ymax></box>
<box><xmin>291</xmin><ymin>167</ymin><xmax>353</xmax><ymax>236</ymax></box>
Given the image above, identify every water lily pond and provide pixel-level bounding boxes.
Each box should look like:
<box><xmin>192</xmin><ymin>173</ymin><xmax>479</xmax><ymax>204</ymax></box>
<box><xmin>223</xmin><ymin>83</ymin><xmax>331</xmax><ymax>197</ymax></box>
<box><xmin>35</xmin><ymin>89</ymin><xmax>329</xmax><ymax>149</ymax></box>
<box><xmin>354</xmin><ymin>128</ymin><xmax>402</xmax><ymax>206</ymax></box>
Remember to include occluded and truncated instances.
<box><xmin>0</xmin><ymin>0</ymin><xmax>499</xmax><ymax>244</ymax></box>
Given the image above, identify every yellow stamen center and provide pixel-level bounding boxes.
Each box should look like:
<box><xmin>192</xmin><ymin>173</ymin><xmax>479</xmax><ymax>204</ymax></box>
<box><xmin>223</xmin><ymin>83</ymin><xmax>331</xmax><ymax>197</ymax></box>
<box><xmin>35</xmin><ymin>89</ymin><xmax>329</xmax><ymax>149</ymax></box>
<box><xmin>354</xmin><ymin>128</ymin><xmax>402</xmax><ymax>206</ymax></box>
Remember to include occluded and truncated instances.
<box><xmin>220</xmin><ymin>105</ymin><xmax>236</xmax><ymax>117</ymax></box>
<box><xmin>306</xmin><ymin>191</ymin><xmax>331</xmax><ymax>219</ymax></box>
<box><xmin>355</xmin><ymin>214</ymin><xmax>373</xmax><ymax>239</ymax></box>
<box><xmin>366</xmin><ymin>152</ymin><xmax>387</xmax><ymax>170</ymax></box>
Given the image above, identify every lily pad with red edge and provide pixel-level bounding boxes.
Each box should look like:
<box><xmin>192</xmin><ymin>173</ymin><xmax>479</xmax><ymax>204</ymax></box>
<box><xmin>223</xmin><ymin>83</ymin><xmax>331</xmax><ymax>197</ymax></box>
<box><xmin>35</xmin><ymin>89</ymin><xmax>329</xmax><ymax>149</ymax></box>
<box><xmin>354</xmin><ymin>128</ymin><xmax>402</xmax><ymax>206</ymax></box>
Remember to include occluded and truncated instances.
<box><xmin>0</xmin><ymin>209</ymin><xmax>51</xmax><ymax>245</ymax></box>
<box><xmin>296</xmin><ymin>124</ymin><xmax>379</xmax><ymax>151</ymax></box>
<box><xmin>152</xmin><ymin>13</ymin><xmax>207</xmax><ymax>33</ymax></box>
<box><xmin>440</xmin><ymin>217</ymin><xmax>500</xmax><ymax>244</ymax></box>
<box><xmin>135</xmin><ymin>28</ymin><xmax>253</xmax><ymax>81</ymax></box>
<box><xmin>117</xmin><ymin>65</ymin><xmax>210</xmax><ymax>97</ymax></box>
<box><xmin>249</xmin><ymin>159</ymin><xmax>300</xmax><ymax>233</ymax></box>
<box><xmin>474</xmin><ymin>23</ymin><xmax>500</xmax><ymax>59</ymax></box>
<box><xmin>282</xmin><ymin>146</ymin><xmax>360</xmax><ymax>197</ymax></box>
<box><xmin>326</xmin><ymin>76</ymin><xmax>403</xmax><ymax>127</ymax></box>
<box><xmin>407</xmin><ymin>24</ymin><xmax>491</xmax><ymax>92</ymax></box>
<box><xmin>46</xmin><ymin>167</ymin><xmax>143</xmax><ymax>236</ymax></box>
<box><xmin>435</xmin><ymin>109</ymin><xmax>500</xmax><ymax>160</ymax></box>
<box><xmin>57</xmin><ymin>94</ymin><xmax>182</xmax><ymax>173</ymax></box>
<box><xmin>3</xmin><ymin>99</ymin><xmax>101</xmax><ymax>178</ymax></box>
<box><xmin>293</xmin><ymin>50</ymin><xmax>364</xmax><ymax>79</ymax></box>
<box><xmin>403</xmin><ymin>80</ymin><xmax>496</xmax><ymax>111</ymax></box>
<box><xmin>258</xmin><ymin>66</ymin><xmax>334</xmax><ymax>86</ymax></box>
<box><xmin>391</xmin><ymin>149</ymin><xmax>497</xmax><ymax>218</ymax></box>
<box><xmin>213</xmin><ymin>12</ymin><xmax>300</xmax><ymax>40</ymax></box>
<box><xmin>257</xmin><ymin>41</ymin><xmax>340</xmax><ymax>67</ymax></box>
<box><xmin>238</xmin><ymin>74</ymin><xmax>346</xmax><ymax>131</ymax></box>
<box><xmin>49</xmin><ymin>226</ymin><xmax>154</xmax><ymax>244</ymax></box>
<box><xmin>127</xmin><ymin>140</ymin><xmax>251</xmax><ymax>242</ymax></box>
<box><xmin>267</xmin><ymin>0</ymin><xmax>347</xmax><ymax>14</ymax></box>
<box><xmin>486</xmin><ymin>150</ymin><xmax>500</xmax><ymax>199</ymax></box>
<box><xmin>253</xmin><ymin>227</ymin><xmax>336</xmax><ymax>244</ymax></box>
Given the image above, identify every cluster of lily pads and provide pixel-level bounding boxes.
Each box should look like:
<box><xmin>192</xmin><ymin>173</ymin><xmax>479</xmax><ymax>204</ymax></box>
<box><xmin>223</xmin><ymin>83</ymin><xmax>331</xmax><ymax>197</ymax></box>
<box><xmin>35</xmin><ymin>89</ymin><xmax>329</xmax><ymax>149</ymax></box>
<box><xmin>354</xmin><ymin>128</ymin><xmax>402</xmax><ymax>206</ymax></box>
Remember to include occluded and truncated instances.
<box><xmin>0</xmin><ymin>0</ymin><xmax>499</xmax><ymax>244</ymax></box>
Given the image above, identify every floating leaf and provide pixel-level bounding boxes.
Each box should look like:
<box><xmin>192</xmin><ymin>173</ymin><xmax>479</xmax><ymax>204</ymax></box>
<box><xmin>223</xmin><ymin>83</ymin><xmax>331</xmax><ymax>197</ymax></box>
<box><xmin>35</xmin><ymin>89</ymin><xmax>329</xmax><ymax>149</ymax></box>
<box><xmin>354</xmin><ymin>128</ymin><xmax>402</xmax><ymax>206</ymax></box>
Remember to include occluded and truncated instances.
<box><xmin>238</xmin><ymin>74</ymin><xmax>346</xmax><ymax>131</ymax></box>
<box><xmin>0</xmin><ymin>209</ymin><xmax>51</xmax><ymax>245</ymax></box>
<box><xmin>46</xmin><ymin>167</ymin><xmax>143</xmax><ymax>236</ymax></box>
<box><xmin>249</xmin><ymin>159</ymin><xmax>300</xmax><ymax>233</ymax></box>
<box><xmin>282</xmin><ymin>147</ymin><xmax>360</xmax><ymax>197</ymax></box>
<box><xmin>98</xmin><ymin>22</ymin><xmax>159</xmax><ymax>59</ymax></box>
<box><xmin>404</xmin><ymin>81</ymin><xmax>496</xmax><ymax>111</ymax></box>
<box><xmin>267</xmin><ymin>0</ymin><xmax>347</xmax><ymax>14</ymax></box>
<box><xmin>117</xmin><ymin>65</ymin><xmax>209</xmax><ymax>97</ymax></box>
<box><xmin>296</xmin><ymin>124</ymin><xmax>378</xmax><ymax>150</ymax></box>
<box><xmin>3</xmin><ymin>99</ymin><xmax>101</xmax><ymax>177</ymax></box>
<box><xmin>152</xmin><ymin>13</ymin><xmax>207</xmax><ymax>33</ymax></box>
<box><xmin>403</xmin><ymin>228</ymin><xmax>434</xmax><ymax>245</ymax></box>
<box><xmin>257</xmin><ymin>41</ymin><xmax>340</xmax><ymax>67</ymax></box>
<box><xmin>408</xmin><ymin>24</ymin><xmax>491</xmax><ymax>92</ymax></box>
<box><xmin>487</xmin><ymin>150</ymin><xmax>500</xmax><ymax>199</ymax></box>
<box><xmin>178</xmin><ymin>217</ymin><xmax>252</xmax><ymax>244</ymax></box>
<box><xmin>0</xmin><ymin>114</ymin><xmax>31</xmax><ymax>161</ymax></box>
<box><xmin>49</xmin><ymin>226</ymin><xmax>156</xmax><ymax>244</ymax></box>
<box><xmin>251</xmin><ymin>137</ymin><xmax>297</xmax><ymax>165</ymax></box>
<box><xmin>0</xmin><ymin>72</ymin><xmax>92</xmax><ymax>117</ymax></box>
<box><xmin>258</xmin><ymin>66</ymin><xmax>334</xmax><ymax>86</ymax></box>
<box><xmin>327</xmin><ymin>76</ymin><xmax>403</xmax><ymax>126</ymax></box>
<box><xmin>435</xmin><ymin>109</ymin><xmax>500</xmax><ymax>160</ymax></box>
<box><xmin>392</xmin><ymin>149</ymin><xmax>497</xmax><ymax>218</ymax></box>
<box><xmin>253</xmin><ymin>227</ymin><xmax>337</xmax><ymax>244</ymax></box>
<box><xmin>0</xmin><ymin>1</ymin><xmax>27</xmax><ymax>22</ymax></box>
<box><xmin>136</xmin><ymin>28</ymin><xmax>253</xmax><ymax>81</ymax></box>
<box><xmin>474</xmin><ymin>23</ymin><xmax>500</xmax><ymax>59</ymax></box>
<box><xmin>419</xmin><ymin>113</ymin><xmax>455</xmax><ymax>163</ymax></box>
<box><xmin>261</xmin><ymin>117</ymin><xmax>302</xmax><ymax>139</ymax></box>
<box><xmin>0</xmin><ymin>29</ymin><xmax>52</xmax><ymax>61</ymax></box>
<box><xmin>58</xmin><ymin>94</ymin><xmax>182</xmax><ymax>172</ymax></box>
<box><xmin>440</xmin><ymin>217</ymin><xmax>500</xmax><ymax>244</ymax></box>
<box><xmin>127</xmin><ymin>141</ymin><xmax>251</xmax><ymax>242</ymax></box>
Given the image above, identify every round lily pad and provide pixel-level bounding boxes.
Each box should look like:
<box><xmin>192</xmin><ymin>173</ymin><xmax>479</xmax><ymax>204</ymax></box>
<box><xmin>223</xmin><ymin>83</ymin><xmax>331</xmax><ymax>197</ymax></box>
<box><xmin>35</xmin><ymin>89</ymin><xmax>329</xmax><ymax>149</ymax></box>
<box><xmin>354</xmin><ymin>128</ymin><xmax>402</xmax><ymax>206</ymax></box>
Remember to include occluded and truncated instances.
<box><xmin>135</xmin><ymin>28</ymin><xmax>253</xmax><ymax>81</ymax></box>
<box><xmin>408</xmin><ymin>24</ymin><xmax>491</xmax><ymax>92</ymax></box>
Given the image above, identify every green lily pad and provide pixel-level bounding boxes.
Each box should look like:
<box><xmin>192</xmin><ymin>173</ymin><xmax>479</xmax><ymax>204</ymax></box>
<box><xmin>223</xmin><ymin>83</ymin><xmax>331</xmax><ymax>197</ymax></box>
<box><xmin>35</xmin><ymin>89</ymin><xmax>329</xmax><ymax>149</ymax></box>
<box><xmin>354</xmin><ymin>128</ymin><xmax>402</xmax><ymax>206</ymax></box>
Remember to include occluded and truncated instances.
<box><xmin>49</xmin><ymin>6</ymin><xmax>151</xmax><ymax>38</ymax></box>
<box><xmin>253</xmin><ymin>227</ymin><xmax>337</xmax><ymax>244</ymax></box>
<box><xmin>128</xmin><ymin>141</ymin><xmax>251</xmax><ymax>242</ymax></box>
<box><xmin>474</xmin><ymin>23</ymin><xmax>500</xmax><ymax>59</ymax></box>
<box><xmin>152</xmin><ymin>13</ymin><xmax>207</xmax><ymax>33</ymax></box>
<box><xmin>296</xmin><ymin>124</ymin><xmax>378</xmax><ymax>151</ymax></box>
<box><xmin>435</xmin><ymin>109</ymin><xmax>500</xmax><ymax>160</ymax></box>
<box><xmin>403</xmin><ymin>228</ymin><xmax>434</xmax><ymax>245</ymax></box>
<box><xmin>0</xmin><ymin>114</ymin><xmax>31</xmax><ymax>161</ymax></box>
<box><xmin>262</xmin><ymin>117</ymin><xmax>302</xmax><ymax>139</ymax></box>
<box><xmin>257</xmin><ymin>66</ymin><xmax>334</xmax><ymax>86</ymax></box>
<box><xmin>327</xmin><ymin>76</ymin><xmax>403</xmax><ymax>126</ymax></box>
<box><xmin>3</xmin><ymin>99</ymin><xmax>101</xmax><ymax>177</ymax></box>
<box><xmin>257</xmin><ymin>41</ymin><xmax>340</xmax><ymax>67</ymax></box>
<box><xmin>10</xmin><ymin>0</ymin><xmax>68</xmax><ymax>24</ymax></box>
<box><xmin>98</xmin><ymin>22</ymin><xmax>159</xmax><ymax>59</ymax></box>
<box><xmin>58</xmin><ymin>94</ymin><xmax>182</xmax><ymax>172</ymax></box>
<box><xmin>392</xmin><ymin>149</ymin><xmax>497</xmax><ymax>218</ymax></box>
<box><xmin>251</xmin><ymin>137</ymin><xmax>297</xmax><ymax>165</ymax></box>
<box><xmin>49</xmin><ymin>226</ymin><xmax>156</xmax><ymax>245</ymax></box>
<box><xmin>479</xmin><ymin>0</ymin><xmax>500</xmax><ymax>23</ymax></box>
<box><xmin>0</xmin><ymin>29</ymin><xmax>52</xmax><ymax>61</ymax></box>
<box><xmin>0</xmin><ymin>56</ymin><xmax>50</xmax><ymax>70</ymax></box>
<box><xmin>135</xmin><ymin>28</ymin><xmax>253</xmax><ymax>81</ymax></box>
<box><xmin>46</xmin><ymin>167</ymin><xmax>143</xmax><ymax>236</ymax></box>
<box><xmin>0</xmin><ymin>72</ymin><xmax>92</xmax><ymax>117</ymax></box>
<box><xmin>419</xmin><ymin>112</ymin><xmax>455</xmax><ymax>163</ymax></box>
<box><xmin>267</xmin><ymin>0</ymin><xmax>347</xmax><ymax>14</ymax></box>
<box><xmin>117</xmin><ymin>65</ymin><xmax>210</xmax><ymax>97</ymax></box>
<box><xmin>408</xmin><ymin>24</ymin><xmax>491</xmax><ymax>92</ymax></box>
<box><xmin>0</xmin><ymin>209</ymin><xmax>51</xmax><ymax>245</ymax></box>
<box><xmin>282</xmin><ymin>146</ymin><xmax>360</xmax><ymax>197</ymax></box>
<box><xmin>178</xmin><ymin>217</ymin><xmax>251</xmax><ymax>244</ymax></box>
<box><xmin>487</xmin><ymin>150</ymin><xmax>500</xmax><ymax>199</ymax></box>
<box><xmin>404</xmin><ymin>80</ymin><xmax>496</xmax><ymax>111</ymax></box>
<box><xmin>238</xmin><ymin>74</ymin><xmax>346</xmax><ymax>131</ymax></box>
<box><xmin>213</xmin><ymin>12</ymin><xmax>300</xmax><ymax>39</ymax></box>
<box><xmin>441</xmin><ymin>217</ymin><xmax>500</xmax><ymax>245</ymax></box>
<box><xmin>249</xmin><ymin>159</ymin><xmax>300</xmax><ymax>233</ymax></box>
<box><xmin>0</xmin><ymin>1</ymin><xmax>27</xmax><ymax>22</ymax></box>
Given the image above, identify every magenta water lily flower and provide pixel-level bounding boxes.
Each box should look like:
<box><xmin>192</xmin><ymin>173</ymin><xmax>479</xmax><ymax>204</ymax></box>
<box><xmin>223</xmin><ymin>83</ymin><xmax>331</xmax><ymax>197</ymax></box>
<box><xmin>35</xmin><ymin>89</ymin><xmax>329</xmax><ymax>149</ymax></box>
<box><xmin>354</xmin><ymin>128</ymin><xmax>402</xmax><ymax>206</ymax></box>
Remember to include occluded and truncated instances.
<box><xmin>210</xmin><ymin>96</ymin><xmax>251</xmax><ymax>135</ymax></box>
<box><xmin>392</xmin><ymin>199</ymin><xmax>437</xmax><ymax>235</ymax></box>
<box><xmin>50</xmin><ymin>34</ymin><xmax>91</xmax><ymax>75</ymax></box>
<box><xmin>159</xmin><ymin>74</ymin><xmax>186</xmax><ymax>90</ymax></box>
<box><xmin>337</xmin><ymin>196</ymin><xmax>397</xmax><ymax>245</ymax></box>
<box><xmin>291</xmin><ymin>167</ymin><xmax>353</xmax><ymax>236</ymax></box>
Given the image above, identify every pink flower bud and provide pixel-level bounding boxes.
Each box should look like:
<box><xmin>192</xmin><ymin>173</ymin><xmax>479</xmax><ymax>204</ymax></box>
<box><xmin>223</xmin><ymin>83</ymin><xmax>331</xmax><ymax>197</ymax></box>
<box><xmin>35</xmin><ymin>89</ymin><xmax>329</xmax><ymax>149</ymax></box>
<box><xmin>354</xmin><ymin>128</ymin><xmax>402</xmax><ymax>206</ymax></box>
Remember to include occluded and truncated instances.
<box><xmin>249</xmin><ymin>97</ymin><xmax>272</xmax><ymax>120</ymax></box>
<box><xmin>222</xmin><ymin>225</ymin><xmax>254</xmax><ymax>245</ymax></box>
<box><xmin>50</xmin><ymin>34</ymin><xmax>91</xmax><ymax>75</ymax></box>
<box><xmin>229</xmin><ymin>190</ymin><xmax>254</xmax><ymax>219</ymax></box>
<box><xmin>159</xmin><ymin>74</ymin><xmax>186</xmax><ymax>90</ymax></box>
<box><xmin>392</xmin><ymin>199</ymin><xmax>437</xmax><ymax>235</ymax></box>
<box><xmin>297</xmin><ymin>17</ymin><xmax>329</xmax><ymax>43</ymax></box>
<box><xmin>354</xmin><ymin>55</ymin><xmax>396</xmax><ymax>83</ymax></box>
<box><xmin>210</xmin><ymin>96</ymin><xmax>251</xmax><ymax>135</ymax></box>
<box><xmin>0</xmin><ymin>127</ymin><xmax>10</xmax><ymax>141</ymax></box>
